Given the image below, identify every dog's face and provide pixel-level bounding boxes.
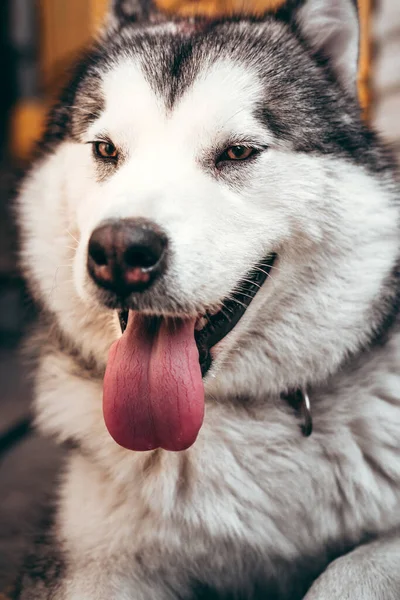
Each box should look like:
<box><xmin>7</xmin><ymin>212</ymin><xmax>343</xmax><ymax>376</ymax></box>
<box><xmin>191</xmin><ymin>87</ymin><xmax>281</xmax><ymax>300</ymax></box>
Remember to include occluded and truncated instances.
<box><xmin>73</xmin><ymin>56</ymin><xmax>277</xmax><ymax>314</ymax></box>
<box><xmin>20</xmin><ymin>0</ymin><xmax>400</xmax><ymax>449</ymax></box>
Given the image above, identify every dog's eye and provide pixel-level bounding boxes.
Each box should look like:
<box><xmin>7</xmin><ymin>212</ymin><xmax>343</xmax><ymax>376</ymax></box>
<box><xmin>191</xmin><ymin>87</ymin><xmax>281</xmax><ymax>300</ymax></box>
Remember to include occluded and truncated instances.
<box><xmin>93</xmin><ymin>141</ymin><xmax>118</xmax><ymax>160</ymax></box>
<box><xmin>226</xmin><ymin>146</ymin><xmax>255</xmax><ymax>160</ymax></box>
<box><xmin>217</xmin><ymin>145</ymin><xmax>258</xmax><ymax>164</ymax></box>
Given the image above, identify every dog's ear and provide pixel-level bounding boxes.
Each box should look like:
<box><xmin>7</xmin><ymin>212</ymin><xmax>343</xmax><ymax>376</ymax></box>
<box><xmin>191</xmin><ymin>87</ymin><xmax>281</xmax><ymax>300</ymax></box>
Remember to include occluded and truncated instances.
<box><xmin>109</xmin><ymin>0</ymin><xmax>165</xmax><ymax>24</ymax></box>
<box><xmin>277</xmin><ymin>0</ymin><xmax>360</xmax><ymax>92</ymax></box>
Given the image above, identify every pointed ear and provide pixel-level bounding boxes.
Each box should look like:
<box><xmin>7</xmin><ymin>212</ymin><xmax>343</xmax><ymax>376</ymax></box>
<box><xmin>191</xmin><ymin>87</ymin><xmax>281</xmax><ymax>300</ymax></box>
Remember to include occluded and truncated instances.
<box><xmin>277</xmin><ymin>0</ymin><xmax>360</xmax><ymax>92</ymax></box>
<box><xmin>109</xmin><ymin>0</ymin><xmax>165</xmax><ymax>25</ymax></box>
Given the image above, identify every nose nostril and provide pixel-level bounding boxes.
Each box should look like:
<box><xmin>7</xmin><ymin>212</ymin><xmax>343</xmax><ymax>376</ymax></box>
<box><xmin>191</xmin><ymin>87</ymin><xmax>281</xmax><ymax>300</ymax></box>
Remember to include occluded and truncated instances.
<box><xmin>88</xmin><ymin>219</ymin><xmax>168</xmax><ymax>295</ymax></box>
<box><xmin>124</xmin><ymin>246</ymin><xmax>161</xmax><ymax>270</ymax></box>
<box><xmin>89</xmin><ymin>241</ymin><xmax>108</xmax><ymax>266</ymax></box>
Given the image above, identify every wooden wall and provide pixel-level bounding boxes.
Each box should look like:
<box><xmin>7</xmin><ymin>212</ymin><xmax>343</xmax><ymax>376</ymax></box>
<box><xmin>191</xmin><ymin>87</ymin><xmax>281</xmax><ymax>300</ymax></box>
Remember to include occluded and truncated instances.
<box><xmin>373</xmin><ymin>0</ymin><xmax>400</xmax><ymax>162</ymax></box>
<box><xmin>11</xmin><ymin>0</ymin><xmax>373</xmax><ymax>159</ymax></box>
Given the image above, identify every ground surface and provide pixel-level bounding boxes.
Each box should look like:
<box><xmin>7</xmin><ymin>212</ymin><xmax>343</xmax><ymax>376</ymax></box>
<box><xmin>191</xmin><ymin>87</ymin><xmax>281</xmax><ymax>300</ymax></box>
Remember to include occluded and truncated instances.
<box><xmin>0</xmin><ymin>344</ymin><xmax>62</xmax><ymax>593</ymax></box>
<box><xmin>0</xmin><ymin>166</ymin><xmax>62</xmax><ymax>592</ymax></box>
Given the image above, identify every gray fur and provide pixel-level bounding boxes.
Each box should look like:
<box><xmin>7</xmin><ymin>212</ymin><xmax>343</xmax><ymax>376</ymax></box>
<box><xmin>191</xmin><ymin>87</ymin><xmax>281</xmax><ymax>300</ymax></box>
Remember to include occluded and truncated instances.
<box><xmin>109</xmin><ymin>0</ymin><xmax>167</xmax><ymax>26</ymax></box>
<box><xmin>15</xmin><ymin>0</ymin><xmax>400</xmax><ymax>598</ymax></box>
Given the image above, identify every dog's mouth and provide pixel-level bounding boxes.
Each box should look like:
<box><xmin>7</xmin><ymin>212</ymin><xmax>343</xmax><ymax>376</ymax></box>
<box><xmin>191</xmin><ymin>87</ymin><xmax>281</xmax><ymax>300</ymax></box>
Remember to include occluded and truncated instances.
<box><xmin>194</xmin><ymin>254</ymin><xmax>276</xmax><ymax>375</ymax></box>
<box><xmin>118</xmin><ymin>254</ymin><xmax>276</xmax><ymax>374</ymax></box>
<box><xmin>103</xmin><ymin>254</ymin><xmax>276</xmax><ymax>453</ymax></box>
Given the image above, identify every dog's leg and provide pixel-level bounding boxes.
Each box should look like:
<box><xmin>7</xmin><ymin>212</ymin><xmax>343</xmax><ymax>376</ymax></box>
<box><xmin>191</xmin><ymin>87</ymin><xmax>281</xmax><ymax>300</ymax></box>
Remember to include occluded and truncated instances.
<box><xmin>304</xmin><ymin>531</ymin><xmax>400</xmax><ymax>600</ymax></box>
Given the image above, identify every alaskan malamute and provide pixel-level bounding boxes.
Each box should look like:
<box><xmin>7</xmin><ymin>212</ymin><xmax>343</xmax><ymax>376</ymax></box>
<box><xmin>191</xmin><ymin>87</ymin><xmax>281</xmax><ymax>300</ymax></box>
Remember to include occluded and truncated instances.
<box><xmin>15</xmin><ymin>0</ymin><xmax>400</xmax><ymax>598</ymax></box>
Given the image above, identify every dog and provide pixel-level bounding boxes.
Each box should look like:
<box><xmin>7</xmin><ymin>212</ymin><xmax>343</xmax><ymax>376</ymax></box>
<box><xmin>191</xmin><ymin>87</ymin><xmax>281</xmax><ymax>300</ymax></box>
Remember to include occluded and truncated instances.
<box><xmin>14</xmin><ymin>0</ymin><xmax>400</xmax><ymax>598</ymax></box>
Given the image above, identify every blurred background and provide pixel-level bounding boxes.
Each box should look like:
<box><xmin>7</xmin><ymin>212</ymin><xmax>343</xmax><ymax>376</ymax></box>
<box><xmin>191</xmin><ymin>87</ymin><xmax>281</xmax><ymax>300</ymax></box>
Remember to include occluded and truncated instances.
<box><xmin>0</xmin><ymin>0</ymin><xmax>399</xmax><ymax>594</ymax></box>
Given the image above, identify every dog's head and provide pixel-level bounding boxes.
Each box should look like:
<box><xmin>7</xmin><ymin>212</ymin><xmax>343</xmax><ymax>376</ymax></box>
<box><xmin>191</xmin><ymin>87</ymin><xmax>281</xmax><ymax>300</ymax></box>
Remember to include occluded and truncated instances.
<box><xmin>20</xmin><ymin>0</ymin><xmax>400</xmax><ymax>451</ymax></box>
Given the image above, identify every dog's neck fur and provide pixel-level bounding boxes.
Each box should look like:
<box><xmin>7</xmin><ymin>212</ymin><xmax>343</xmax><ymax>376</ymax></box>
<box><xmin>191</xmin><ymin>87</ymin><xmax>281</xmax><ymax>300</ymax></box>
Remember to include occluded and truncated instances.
<box><xmin>30</xmin><ymin>313</ymin><xmax>400</xmax><ymax>598</ymax></box>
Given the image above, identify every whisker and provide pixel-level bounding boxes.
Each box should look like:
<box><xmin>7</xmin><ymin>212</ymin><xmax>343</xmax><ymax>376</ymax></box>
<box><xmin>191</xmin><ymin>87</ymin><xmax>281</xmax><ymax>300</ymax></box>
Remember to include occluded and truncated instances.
<box><xmin>220</xmin><ymin>307</ymin><xmax>233</xmax><ymax>321</ymax></box>
<box><xmin>225</xmin><ymin>296</ymin><xmax>248</xmax><ymax>311</ymax></box>
<box><xmin>218</xmin><ymin>105</ymin><xmax>250</xmax><ymax>131</ymax></box>
<box><xmin>66</xmin><ymin>229</ymin><xmax>79</xmax><ymax>244</ymax></box>
<box><xmin>252</xmin><ymin>265</ymin><xmax>279</xmax><ymax>278</ymax></box>
<box><xmin>240</xmin><ymin>278</ymin><xmax>261</xmax><ymax>290</ymax></box>
<box><xmin>252</xmin><ymin>266</ymin><xmax>269</xmax><ymax>277</ymax></box>
<box><xmin>232</xmin><ymin>291</ymin><xmax>257</xmax><ymax>302</ymax></box>
<box><xmin>220</xmin><ymin>302</ymin><xmax>236</xmax><ymax>314</ymax></box>
<box><xmin>257</xmin><ymin>261</ymin><xmax>280</xmax><ymax>272</ymax></box>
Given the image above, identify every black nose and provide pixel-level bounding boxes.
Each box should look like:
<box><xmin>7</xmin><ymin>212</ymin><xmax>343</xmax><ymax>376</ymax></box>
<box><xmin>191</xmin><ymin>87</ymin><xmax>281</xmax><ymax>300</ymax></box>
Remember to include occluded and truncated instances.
<box><xmin>87</xmin><ymin>219</ymin><xmax>168</xmax><ymax>296</ymax></box>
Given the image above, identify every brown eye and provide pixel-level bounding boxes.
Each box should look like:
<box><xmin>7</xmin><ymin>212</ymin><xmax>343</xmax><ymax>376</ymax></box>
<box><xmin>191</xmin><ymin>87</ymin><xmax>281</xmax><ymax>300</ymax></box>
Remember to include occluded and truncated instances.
<box><xmin>226</xmin><ymin>146</ymin><xmax>255</xmax><ymax>160</ymax></box>
<box><xmin>218</xmin><ymin>145</ymin><xmax>259</xmax><ymax>165</ymax></box>
<box><xmin>94</xmin><ymin>141</ymin><xmax>118</xmax><ymax>160</ymax></box>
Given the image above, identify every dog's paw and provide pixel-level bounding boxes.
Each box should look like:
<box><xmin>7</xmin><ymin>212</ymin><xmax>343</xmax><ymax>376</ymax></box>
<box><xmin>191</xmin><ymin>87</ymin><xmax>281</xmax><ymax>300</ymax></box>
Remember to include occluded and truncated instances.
<box><xmin>303</xmin><ymin>552</ymin><xmax>399</xmax><ymax>600</ymax></box>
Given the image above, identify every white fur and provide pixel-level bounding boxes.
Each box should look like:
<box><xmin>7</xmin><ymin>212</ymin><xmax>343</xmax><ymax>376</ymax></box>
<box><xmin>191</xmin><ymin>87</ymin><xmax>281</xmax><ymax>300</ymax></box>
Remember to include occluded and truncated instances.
<box><xmin>32</xmin><ymin>325</ymin><xmax>400</xmax><ymax>598</ymax></box>
<box><xmin>16</xmin><ymin>2</ymin><xmax>400</xmax><ymax>598</ymax></box>
<box><xmin>20</xmin><ymin>57</ymin><xmax>399</xmax><ymax>394</ymax></box>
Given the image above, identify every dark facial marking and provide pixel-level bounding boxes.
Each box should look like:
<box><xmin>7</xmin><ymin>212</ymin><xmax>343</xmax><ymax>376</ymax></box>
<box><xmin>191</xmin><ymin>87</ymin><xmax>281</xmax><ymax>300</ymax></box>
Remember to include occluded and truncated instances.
<box><xmin>33</xmin><ymin>9</ymin><xmax>396</xmax><ymax>182</ymax></box>
<box><xmin>112</xmin><ymin>0</ymin><xmax>167</xmax><ymax>25</ymax></box>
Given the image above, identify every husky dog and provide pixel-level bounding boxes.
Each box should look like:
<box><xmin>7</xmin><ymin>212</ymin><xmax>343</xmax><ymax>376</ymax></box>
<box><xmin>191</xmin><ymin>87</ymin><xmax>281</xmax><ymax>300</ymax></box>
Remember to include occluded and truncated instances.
<box><xmin>14</xmin><ymin>0</ymin><xmax>400</xmax><ymax>598</ymax></box>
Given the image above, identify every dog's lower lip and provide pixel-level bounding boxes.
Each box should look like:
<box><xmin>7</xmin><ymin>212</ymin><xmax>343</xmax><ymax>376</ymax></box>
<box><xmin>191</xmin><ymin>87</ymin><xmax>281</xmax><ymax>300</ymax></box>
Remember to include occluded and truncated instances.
<box><xmin>195</xmin><ymin>254</ymin><xmax>276</xmax><ymax>374</ymax></box>
<box><xmin>118</xmin><ymin>254</ymin><xmax>276</xmax><ymax>376</ymax></box>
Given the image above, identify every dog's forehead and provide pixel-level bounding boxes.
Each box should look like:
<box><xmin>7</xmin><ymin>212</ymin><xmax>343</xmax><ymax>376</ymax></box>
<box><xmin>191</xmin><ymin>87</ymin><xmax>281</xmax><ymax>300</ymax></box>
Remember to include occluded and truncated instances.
<box><xmin>72</xmin><ymin>17</ymin><xmax>311</xmax><ymax>145</ymax></box>
<box><xmin>98</xmin><ymin>18</ymin><xmax>290</xmax><ymax>106</ymax></box>
<box><xmin>95</xmin><ymin>55</ymin><xmax>263</xmax><ymax>137</ymax></box>
<box><xmin>143</xmin><ymin>17</ymin><xmax>216</xmax><ymax>37</ymax></box>
<box><xmin>75</xmin><ymin>18</ymin><xmax>347</xmax><ymax>158</ymax></box>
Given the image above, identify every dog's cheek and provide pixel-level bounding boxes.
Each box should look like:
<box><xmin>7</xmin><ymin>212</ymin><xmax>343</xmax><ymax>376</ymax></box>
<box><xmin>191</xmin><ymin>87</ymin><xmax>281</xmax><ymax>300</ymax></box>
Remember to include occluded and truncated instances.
<box><xmin>253</xmin><ymin>152</ymin><xmax>331</xmax><ymax>247</ymax></box>
<box><xmin>60</xmin><ymin>145</ymin><xmax>105</xmax><ymax>302</ymax></box>
<box><xmin>62</xmin><ymin>143</ymin><xmax>102</xmax><ymax>235</ymax></box>
<box><xmin>165</xmin><ymin>203</ymin><xmax>268</xmax><ymax>305</ymax></box>
<box><xmin>72</xmin><ymin>233</ymin><xmax>93</xmax><ymax>303</ymax></box>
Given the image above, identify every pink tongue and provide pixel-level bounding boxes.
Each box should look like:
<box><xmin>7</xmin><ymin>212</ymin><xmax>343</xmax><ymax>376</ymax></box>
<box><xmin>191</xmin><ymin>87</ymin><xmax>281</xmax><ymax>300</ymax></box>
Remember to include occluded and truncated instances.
<box><xmin>103</xmin><ymin>313</ymin><xmax>204</xmax><ymax>452</ymax></box>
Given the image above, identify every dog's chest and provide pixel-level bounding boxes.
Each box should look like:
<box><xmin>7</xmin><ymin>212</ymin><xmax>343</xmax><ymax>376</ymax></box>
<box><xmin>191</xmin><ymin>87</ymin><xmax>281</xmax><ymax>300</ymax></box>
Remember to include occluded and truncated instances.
<box><xmin>60</xmin><ymin>402</ymin><xmax>400</xmax><ymax>600</ymax></box>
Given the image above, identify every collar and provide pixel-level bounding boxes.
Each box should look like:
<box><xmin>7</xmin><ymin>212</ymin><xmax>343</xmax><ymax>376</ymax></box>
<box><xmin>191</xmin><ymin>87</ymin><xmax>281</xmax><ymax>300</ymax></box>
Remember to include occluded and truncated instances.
<box><xmin>283</xmin><ymin>389</ymin><xmax>313</xmax><ymax>437</ymax></box>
